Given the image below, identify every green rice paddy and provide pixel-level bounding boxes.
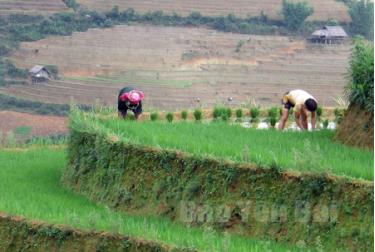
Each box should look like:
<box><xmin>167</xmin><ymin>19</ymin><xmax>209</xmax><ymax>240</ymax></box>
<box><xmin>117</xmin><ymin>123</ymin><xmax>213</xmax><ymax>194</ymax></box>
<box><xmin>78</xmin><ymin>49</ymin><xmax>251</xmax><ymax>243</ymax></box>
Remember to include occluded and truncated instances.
<box><xmin>0</xmin><ymin>146</ymin><xmax>302</xmax><ymax>251</ymax></box>
<box><xmin>101</xmin><ymin>120</ymin><xmax>373</xmax><ymax>180</ymax></box>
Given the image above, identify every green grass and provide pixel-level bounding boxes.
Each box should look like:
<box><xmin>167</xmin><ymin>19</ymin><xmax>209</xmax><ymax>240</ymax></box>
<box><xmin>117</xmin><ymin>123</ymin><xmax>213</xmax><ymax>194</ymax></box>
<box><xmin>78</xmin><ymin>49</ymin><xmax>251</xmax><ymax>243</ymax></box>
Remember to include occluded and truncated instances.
<box><xmin>101</xmin><ymin>120</ymin><xmax>373</xmax><ymax>180</ymax></box>
<box><xmin>0</xmin><ymin>146</ymin><xmax>302</xmax><ymax>251</ymax></box>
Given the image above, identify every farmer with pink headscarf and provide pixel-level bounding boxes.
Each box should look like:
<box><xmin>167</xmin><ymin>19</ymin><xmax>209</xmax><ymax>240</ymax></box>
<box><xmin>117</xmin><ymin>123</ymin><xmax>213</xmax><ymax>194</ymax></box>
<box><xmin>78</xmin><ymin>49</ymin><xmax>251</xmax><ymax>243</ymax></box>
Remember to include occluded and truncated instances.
<box><xmin>118</xmin><ymin>87</ymin><xmax>144</xmax><ymax>120</ymax></box>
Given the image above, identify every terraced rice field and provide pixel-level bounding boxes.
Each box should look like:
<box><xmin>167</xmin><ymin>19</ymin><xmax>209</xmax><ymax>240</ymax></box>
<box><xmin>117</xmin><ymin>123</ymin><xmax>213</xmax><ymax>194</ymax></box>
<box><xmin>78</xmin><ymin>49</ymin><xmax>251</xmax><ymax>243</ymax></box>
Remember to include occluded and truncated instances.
<box><xmin>76</xmin><ymin>0</ymin><xmax>350</xmax><ymax>22</ymax></box>
<box><xmin>5</xmin><ymin>25</ymin><xmax>351</xmax><ymax>110</ymax></box>
<box><xmin>0</xmin><ymin>110</ymin><xmax>67</xmax><ymax>137</ymax></box>
<box><xmin>0</xmin><ymin>0</ymin><xmax>68</xmax><ymax>16</ymax></box>
<box><xmin>101</xmin><ymin>120</ymin><xmax>373</xmax><ymax>180</ymax></box>
<box><xmin>0</xmin><ymin>146</ymin><xmax>301</xmax><ymax>251</ymax></box>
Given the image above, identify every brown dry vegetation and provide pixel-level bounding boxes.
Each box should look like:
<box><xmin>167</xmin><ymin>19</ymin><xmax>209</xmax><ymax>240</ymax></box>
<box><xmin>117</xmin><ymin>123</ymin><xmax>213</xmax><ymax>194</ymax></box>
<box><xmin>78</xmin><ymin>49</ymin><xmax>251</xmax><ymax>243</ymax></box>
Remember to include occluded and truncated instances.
<box><xmin>76</xmin><ymin>0</ymin><xmax>350</xmax><ymax>22</ymax></box>
<box><xmin>0</xmin><ymin>110</ymin><xmax>67</xmax><ymax>137</ymax></box>
<box><xmin>0</xmin><ymin>0</ymin><xmax>68</xmax><ymax>16</ymax></box>
<box><xmin>335</xmin><ymin>104</ymin><xmax>374</xmax><ymax>149</ymax></box>
<box><xmin>5</xmin><ymin>25</ymin><xmax>351</xmax><ymax>110</ymax></box>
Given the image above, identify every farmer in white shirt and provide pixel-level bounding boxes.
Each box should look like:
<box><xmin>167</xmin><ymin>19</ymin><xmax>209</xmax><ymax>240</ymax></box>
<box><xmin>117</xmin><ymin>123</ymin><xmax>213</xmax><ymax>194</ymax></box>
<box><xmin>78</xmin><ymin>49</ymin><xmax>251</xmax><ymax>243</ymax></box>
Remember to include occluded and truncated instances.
<box><xmin>278</xmin><ymin>89</ymin><xmax>318</xmax><ymax>130</ymax></box>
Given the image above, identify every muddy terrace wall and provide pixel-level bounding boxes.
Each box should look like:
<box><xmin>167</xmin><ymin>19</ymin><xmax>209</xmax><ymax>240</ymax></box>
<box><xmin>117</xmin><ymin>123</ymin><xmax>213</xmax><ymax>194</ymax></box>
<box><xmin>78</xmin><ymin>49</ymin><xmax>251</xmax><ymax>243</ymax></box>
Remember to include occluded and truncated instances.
<box><xmin>0</xmin><ymin>213</ymin><xmax>190</xmax><ymax>252</ymax></box>
<box><xmin>335</xmin><ymin>104</ymin><xmax>374</xmax><ymax>149</ymax></box>
<box><xmin>64</xmin><ymin>126</ymin><xmax>374</xmax><ymax>251</ymax></box>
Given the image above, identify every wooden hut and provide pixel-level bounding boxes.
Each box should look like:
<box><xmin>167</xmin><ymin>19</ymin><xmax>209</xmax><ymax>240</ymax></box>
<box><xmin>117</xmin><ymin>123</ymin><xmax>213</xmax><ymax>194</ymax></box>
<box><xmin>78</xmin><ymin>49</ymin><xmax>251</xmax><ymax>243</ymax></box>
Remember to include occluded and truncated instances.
<box><xmin>308</xmin><ymin>26</ymin><xmax>348</xmax><ymax>44</ymax></box>
<box><xmin>28</xmin><ymin>65</ymin><xmax>50</xmax><ymax>84</ymax></box>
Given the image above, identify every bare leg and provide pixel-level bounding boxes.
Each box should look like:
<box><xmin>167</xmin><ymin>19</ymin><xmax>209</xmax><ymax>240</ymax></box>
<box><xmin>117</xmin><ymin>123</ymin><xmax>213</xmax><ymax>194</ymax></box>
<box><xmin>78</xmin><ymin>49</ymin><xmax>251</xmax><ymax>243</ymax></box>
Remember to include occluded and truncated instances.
<box><xmin>294</xmin><ymin>110</ymin><xmax>304</xmax><ymax>130</ymax></box>
<box><xmin>118</xmin><ymin>110</ymin><xmax>126</xmax><ymax>119</ymax></box>
<box><xmin>134</xmin><ymin>113</ymin><xmax>141</xmax><ymax>120</ymax></box>
<box><xmin>278</xmin><ymin>108</ymin><xmax>289</xmax><ymax>130</ymax></box>
<box><xmin>311</xmin><ymin>111</ymin><xmax>316</xmax><ymax>130</ymax></box>
<box><xmin>301</xmin><ymin>109</ymin><xmax>308</xmax><ymax>129</ymax></box>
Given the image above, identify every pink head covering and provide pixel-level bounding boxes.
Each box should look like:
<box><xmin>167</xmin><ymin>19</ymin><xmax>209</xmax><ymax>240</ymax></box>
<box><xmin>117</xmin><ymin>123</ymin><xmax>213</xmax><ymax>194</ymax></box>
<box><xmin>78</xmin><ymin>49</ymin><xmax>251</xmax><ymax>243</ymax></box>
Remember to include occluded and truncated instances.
<box><xmin>120</xmin><ymin>90</ymin><xmax>144</xmax><ymax>104</ymax></box>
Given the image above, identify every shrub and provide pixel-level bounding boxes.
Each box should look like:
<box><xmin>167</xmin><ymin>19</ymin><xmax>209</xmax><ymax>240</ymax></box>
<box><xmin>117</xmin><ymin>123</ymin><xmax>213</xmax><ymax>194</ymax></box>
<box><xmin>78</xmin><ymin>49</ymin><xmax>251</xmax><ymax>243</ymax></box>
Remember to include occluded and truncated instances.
<box><xmin>225</xmin><ymin>107</ymin><xmax>232</xmax><ymax>119</ymax></box>
<box><xmin>106</xmin><ymin>6</ymin><xmax>120</xmax><ymax>19</ymax></box>
<box><xmin>268</xmin><ymin>107</ymin><xmax>279</xmax><ymax>119</ymax></box>
<box><xmin>235</xmin><ymin>40</ymin><xmax>245</xmax><ymax>53</ymax></box>
<box><xmin>120</xmin><ymin>8</ymin><xmax>136</xmax><ymax>22</ymax></box>
<box><xmin>334</xmin><ymin>108</ymin><xmax>344</xmax><ymax>124</ymax></box>
<box><xmin>181</xmin><ymin>110</ymin><xmax>188</xmax><ymax>120</ymax></box>
<box><xmin>270</xmin><ymin>117</ymin><xmax>277</xmax><ymax>128</ymax></box>
<box><xmin>103</xmin><ymin>19</ymin><xmax>113</xmax><ymax>28</ymax></box>
<box><xmin>326</xmin><ymin>18</ymin><xmax>339</xmax><ymax>26</ymax></box>
<box><xmin>235</xmin><ymin>108</ymin><xmax>243</xmax><ymax>118</ymax></box>
<box><xmin>213</xmin><ymin>107</ymin><xmax>222</xmax><ymax>119</ymax></box>
<box><xmin>323</xmin><ymin>119</ymin><xmax>329</xmax><ymax>129</ymax></box>
<box><xmin>166</xmin><ymin>112</ymin><xmax>174</xmax><ymax>123</ymax></box>
<box><xmin>333</xmin><ymin>108</ymin><xmax>344</xmax><ymax>117</ymax></box>
<box><xmin>185</xmin><ymin>11</ymin><xmax>205</xmax><ymax>26</ymax></box>
<box><xmin>193</xmin><ymin>109</ymin><xmax>202</xmax><ymax>121</ymax></box>
<box><xmin>45</xmin><ymin>65</ymin><xmax>59</xmax><ymax>78</ymax></box>
<box><xmin>282</xmin><ymin>0</ymin><xmax>314</xmax><ymax>31</ymax></box>
<box><xmin>63</xmin><ymin>0</ymin><xmax>80</xmax><ymax>11</ymax></box>
<box><xmin>5</xmin><ymin>60</ymin><xmax>28</xmax><ymax>78</ymax></box>
<box><xmin>150</xmin><ymin>112</ymin><xmax>158</xmax><ymax>121</ymax></box>
<box><xmin>221</xmin><ymin>114</ymin><xmax>229</xmax><ymax>122</ymax></box>
<box><xmin>250</xmin><ymin>107</ymin><xmax>260</xmax><ymax>121</ymax></box>
<box><xmin>316</xmin><ymin>106</ymin><xmax>323</xmax><ymax>118</ymax></box>
<box><xmin>213</xmin><ymin>106</ymin><xmax>232</xmax><ymax>121</ymax></box>
<box><xmin>345</xmin><ymin>39</ymin><xmax>374</xmax><ymax>112</ymax></box>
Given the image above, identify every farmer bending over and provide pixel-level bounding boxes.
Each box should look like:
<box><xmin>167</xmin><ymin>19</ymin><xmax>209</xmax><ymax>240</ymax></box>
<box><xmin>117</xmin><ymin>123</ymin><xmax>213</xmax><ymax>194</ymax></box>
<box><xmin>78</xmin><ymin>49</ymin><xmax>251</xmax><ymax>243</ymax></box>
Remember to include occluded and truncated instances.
<box><xmin>278</xmin><ymin>89</ymin><xmax>317</xmax><ymax>130</ymax></box>
<box><xmin>118</xmin><ymin>87</ymin><xmax>144</xmax><ymax>120</ymax></box>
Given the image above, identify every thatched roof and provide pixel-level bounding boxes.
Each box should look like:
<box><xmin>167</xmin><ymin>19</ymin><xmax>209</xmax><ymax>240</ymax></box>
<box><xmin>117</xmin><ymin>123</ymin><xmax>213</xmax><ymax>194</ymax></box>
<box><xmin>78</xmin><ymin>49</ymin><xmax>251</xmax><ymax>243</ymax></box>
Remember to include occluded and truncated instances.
<box><xmin>311</xmin><ymin>26</ymin><xmax>348</xmax><ymax>38</ymax></box>
<box><xmin>29</xmin><ymin>65</ymin><xmax>47</xmax><ymax>74</ymax></box>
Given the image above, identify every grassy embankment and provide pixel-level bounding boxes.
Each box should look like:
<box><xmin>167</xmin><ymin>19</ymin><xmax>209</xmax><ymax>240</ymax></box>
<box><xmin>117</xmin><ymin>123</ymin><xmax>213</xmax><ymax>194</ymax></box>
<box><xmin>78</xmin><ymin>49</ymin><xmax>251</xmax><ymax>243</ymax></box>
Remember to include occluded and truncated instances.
<box><xmin>101</xmin><ymin>119</ymin><xmax>373</xmax><ymax>180</ymax></box>
<box><xmin>0</xmin><ymin>146</ymin><xmax>301</xmax><ymax>251</ymax></box>
<box><xmin>65</xmin><ymin>110</ymin><xmax>373</xmax><ymax>250</ymax></box>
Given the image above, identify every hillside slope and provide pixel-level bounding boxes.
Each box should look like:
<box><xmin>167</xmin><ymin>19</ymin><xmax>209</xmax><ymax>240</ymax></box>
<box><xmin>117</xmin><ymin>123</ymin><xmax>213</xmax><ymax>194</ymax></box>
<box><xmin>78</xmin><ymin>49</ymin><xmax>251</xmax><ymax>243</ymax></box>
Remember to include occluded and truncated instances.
<box><xmin>76</xmin><ymin>0</ymin><xmax>350</xmax><ymax>22</ymax></box>
<box><xmin>5</xmin><ymin>25</ymin><xmax>351</xmax><ymax>109</ymax></box>
<box><xmin>0</xmin><ymin>0</ymin><xmax>68</xmax><ymax>16</ymax></box>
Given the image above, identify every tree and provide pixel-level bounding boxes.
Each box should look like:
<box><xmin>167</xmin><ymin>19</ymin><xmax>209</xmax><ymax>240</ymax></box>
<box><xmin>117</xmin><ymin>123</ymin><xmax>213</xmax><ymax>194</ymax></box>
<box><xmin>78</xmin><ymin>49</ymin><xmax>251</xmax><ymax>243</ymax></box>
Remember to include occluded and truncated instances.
<box><xmin>186</xmin><ymin>11</ymin><xmax>204</xmax><ymax>26</ymax></box>
<box><xmin>106</xmin><ymin>6</ymin><xmax>120</xmax><ymax>19</ymax></box>
<box><xmin>348</xmin><ymin>0</ymin><xmax>374</xmax><ymax>39</ymax></box>
<box><xmin>0</xmin><ymin>43</ymin><xmax>11</xmax><ymax>56</ymax></box>
<box><xmin>281</xmin><ymin>0</ymin><xmax>313</xmax><ymax>31</ymax></box>
<box><xmin>326</xmin><ymin>18</ymin><xmax>338</xmax><ymax>26</ymax></box>
<box><xmin>5</xmin><ymin>60</ymin><xmax>28</xmax><ymax>78</ymax></box>
<box><xmin>120</xmin><ymin>8</ymin><xmax>136</xmax><ymax>22</ymax></box>
<box><xmin>63</xmin><ymin>0</ymin><xmax>79</xmax><ymax>11</ymax></box>
<box><xmin>346</xmin><ymin>39</ymin><xmax>374</xmax><ymax>111</ymax></box>
<box><xmin>0</xmin><ymin>61</ymin><xmax>4</xmax><ymax>86</ymax></box>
